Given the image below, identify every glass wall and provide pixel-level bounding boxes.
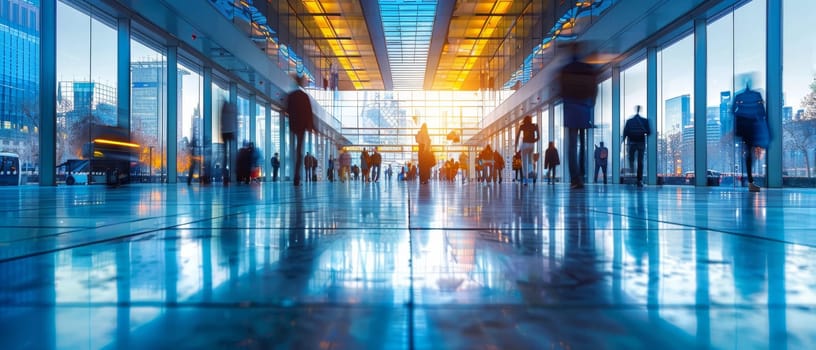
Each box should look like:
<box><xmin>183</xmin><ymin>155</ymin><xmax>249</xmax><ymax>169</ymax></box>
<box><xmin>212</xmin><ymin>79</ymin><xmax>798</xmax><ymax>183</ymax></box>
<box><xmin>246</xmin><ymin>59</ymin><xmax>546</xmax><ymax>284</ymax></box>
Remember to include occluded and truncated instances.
<box><xmin>594</xmin><ymin>78</ymin><xmax>613</xmax><ymax>183</ymax></box>
<box><xmin>335</xmin><ymin>90</ymin><xmax>483</xmax><ymax>167</ymax></box>
<box><xmin>0</xmin><ymin>0</ymin><xmax>39</xmax><ymax>182</ymax></box>
<box><xmin>783</xmin><ymin>0</ymin><xmax>816</xmax><ymax>184</ymax></box>
<box><xmin>657</xmin><ymin>35</ymin><xmax>694</xmax><ymax>184</ymax></box>
<box><xmin>56</xmin><ymin>1</ymin><xmax>118</xmax><ymax>182</ymax></box>
<box><xmin>255</xmin><ymin>102</ymin><xmax>266</xmax><ymax>178</ymax></box>
<box><xmin>620</xmin><ymin>60</ymin><xmax>648</xmax><ymax>178</ymax></box>
<box><xmin>707</xmin><ymin>0</ymin><xmax>766</xmax><ymax>185</ymax></box>
<box><xmin>130</xmin><ymin>38</ymin><xmax>166</xmax><ymax>182</ymax></box>
<box><xmin>537</xmin><ymin>108</ymin><xmax>550</xmax><ymax>179</ymax></box>
<box><xmin>236</xmin><ymin>95</ymin><xmax>249</xmax><ymax>146</ymax></box>
<box><xmin>177</xmin><ymin>61</ymin><xmax>201</xmax><ymax>182</ymax></box>
<box><xmin>212</xmin><ymin>81</ymin><xmax>227</xmax><ymax>176</ymax></box>
<box><xmin>553</xmin><ymin>103</ymin><xmax>564</xmax><ymax>182</ymax></box>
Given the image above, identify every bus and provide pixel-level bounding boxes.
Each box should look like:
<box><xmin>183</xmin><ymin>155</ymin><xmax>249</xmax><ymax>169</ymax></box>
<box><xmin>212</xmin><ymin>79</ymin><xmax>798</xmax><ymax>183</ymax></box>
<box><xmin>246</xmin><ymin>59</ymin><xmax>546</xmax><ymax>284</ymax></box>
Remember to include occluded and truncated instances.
<box><xmin>0</xmin><ymin>152</ymin><xmax>21</xmax><ymax>186</ymax></box>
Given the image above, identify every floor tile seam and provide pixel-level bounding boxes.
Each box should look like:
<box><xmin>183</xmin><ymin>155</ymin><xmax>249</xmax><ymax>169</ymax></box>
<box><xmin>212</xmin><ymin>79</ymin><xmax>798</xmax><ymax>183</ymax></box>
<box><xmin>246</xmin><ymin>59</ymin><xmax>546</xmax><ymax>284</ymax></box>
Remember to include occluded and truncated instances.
<box><xmin>406</xmin><ymin>227</ymin><xmax>694</xmax><ymax>231</ymax></box>
<box><xmin>4</xmin><ymin>301</ymin><xmax>810</xmax><ymax>310</ymax></box>
<box><xmin>172</xmin><ymin>226</ymin><xmax>412</xmax><ymax>230</ymax></box>
<box><xmin>0</xmin><ymin>211</ymin><xmax>213</xmax><ymax>245</ymax></box>
<box><xmin>407</xmin><ymin>303</ymin><xmax>814</xmax><ymax>310</ymax></box>
<box><xmin>0</xmin><ymin>301</ymin><xmax>412</xmax><ymax>309</ymax></box>
<box><xmin>596</xmin><ymin>210</ymin><xmax>816</xmax><ymax>249</ymax></box>
<box><xmin>0</xmin><ymin>214</ymin><xmax>228</xmax><ymax>263</ymax></box>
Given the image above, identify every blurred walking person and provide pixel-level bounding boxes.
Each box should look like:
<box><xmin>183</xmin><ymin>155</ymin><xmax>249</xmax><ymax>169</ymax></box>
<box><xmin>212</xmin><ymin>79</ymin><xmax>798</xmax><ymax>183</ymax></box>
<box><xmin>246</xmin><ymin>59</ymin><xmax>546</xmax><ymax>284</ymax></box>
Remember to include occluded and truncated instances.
<box><xmin>515</xmin><ymin>115</ymin><xmax>540</xmax><ymax>185</ymax></box>
<box><xmin>544</xmin><ymin>142</ymin><xmax>560</xmax><ymax>185</ymax></box>
<box><xmin>558</xmin><ymin>44</ymin><xmax>598</xmax><ymax>189</ymax></box>
<box><xmin>286</xmin><ymin>74</ymin><xmax>316</xmax><ymax>186</ymax></box>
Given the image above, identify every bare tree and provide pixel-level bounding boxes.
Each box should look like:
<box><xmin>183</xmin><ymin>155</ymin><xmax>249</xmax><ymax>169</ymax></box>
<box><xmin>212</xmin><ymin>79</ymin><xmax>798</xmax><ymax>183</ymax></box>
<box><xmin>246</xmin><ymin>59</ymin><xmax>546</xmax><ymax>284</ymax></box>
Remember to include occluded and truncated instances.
<box><xmin>785</xmin><ymin>77</ymin><xmax>816</xmax><ymax>178</ymax></box>
<box><xmin>783</xmin><ymin>119</ymin><xmax>816</xmax><ymax>177</ymax></box>
<box><xmin>20</xmin><ymin>96</ymin><xmax>39</xmax><ymax>173</ymax></box>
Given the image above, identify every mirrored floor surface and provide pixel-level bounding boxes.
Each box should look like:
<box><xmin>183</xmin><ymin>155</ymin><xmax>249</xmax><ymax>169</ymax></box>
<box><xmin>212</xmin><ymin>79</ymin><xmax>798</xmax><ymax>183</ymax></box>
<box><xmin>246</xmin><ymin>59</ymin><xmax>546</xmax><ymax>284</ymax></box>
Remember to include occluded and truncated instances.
<box><xmin>1</xmin><ymin>181</ymin><xmax>815</xmax><ymax>349</ymax></box>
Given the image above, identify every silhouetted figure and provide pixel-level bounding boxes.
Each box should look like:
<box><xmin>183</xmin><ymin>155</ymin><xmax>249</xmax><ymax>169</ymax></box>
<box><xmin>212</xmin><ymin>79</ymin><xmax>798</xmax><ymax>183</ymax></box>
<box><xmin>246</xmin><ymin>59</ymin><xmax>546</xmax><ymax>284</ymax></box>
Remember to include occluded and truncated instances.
<box><xmin>327</xmin><ymin>157</ymin><xmax>335</xmax><ymax>182</ymax></box>
<box><xmin>271</xmin><ymin>153</ymin><xmax>280</xmax><ymax>182</ymax></box>
<box><xmin>304</xmin><ymin>152</ymin><xmax>314</xmax><ymax>182</ymax></box>
<box><xmin>286</xmin><ymin>75</ymin><xmax>316</xmax><ymax>186</ymax></box>
<box><xmin>370</xmin><ymin>148</ymin><xmax>382</xmax><ymax>182</ymax></box>
<box><xmin>416</xmin><ymin>123</ymin><xmax>433</xmax><ymax>184</ymax></box>
<box><xmin>544</xmin><ymin>141</ymin><xmax>560</xmax><ymax>185</ymax></box>
<box><xmin>360</xmin><ymin>148</ymin><xmax>370</xmax><ymax>182</ymax></box>
<box><xmin>594</xmin><ymin>141</ymin><xmax>608</xmax><ymax>184</ymax></box>
<box><xmin>512</xmin><ymin>151</ymin><xmax>522</xmax><ymax>183</ymax></box>
<box><xmin>622</xmin><ymin>106</ymin><xmax>651</xmax><ymax>187</ymax></box>
<box><xmin>339</xmin><ymin>149</ymin><xmax>351</xmax><ymax>182</ymax></box>
<box><xmin>733</xmin><ymin>83</ymin><xmax>769</xmax><ymax>192</ymax></box>
<box><xmin>459</xmin><ymin>152</ymin><xmax>469</xmax><ymax>183</ymax></box>
<box><xmin>479</xmin><ymin>144</ymin><xmax>495</xmax><ymax>183</ymax></box>
<box><xmin>220</xmin><ymin>101</ymin><xmax>237</xmax><ymax>185</ymax></box>
<box><xmin>236</xmin><ymin>142</ymin><xmax>253</xmax><ymax>184</ymax></box>
<box><xmin>558</xmin><ymin>48</ymin><xmax>598</xmax><ymax>189</ymax></box>
<box><xmin>493</xmin><ymin>149</ymin><xmax>505</xmax><ymax>183</ymax></box>
<box><xmin>515</xmin><ymin>115</ymin><xmax>540</xmax><ymax>185</ymax></box>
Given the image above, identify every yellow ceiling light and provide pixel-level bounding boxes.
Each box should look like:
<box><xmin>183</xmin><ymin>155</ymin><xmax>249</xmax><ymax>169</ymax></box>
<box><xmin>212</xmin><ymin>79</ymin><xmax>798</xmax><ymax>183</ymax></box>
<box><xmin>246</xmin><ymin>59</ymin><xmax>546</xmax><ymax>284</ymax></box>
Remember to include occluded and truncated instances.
<box><xmin>495</xmin><ymin>2</ymin><xmax>512</xmax><ymax>14</ymax></box>
<box><xmin>434</xmin><ymin>0</ymin><xmax>515</xmax><ymax>90</ymax></box>
<box><xmin>303</xmin><ymin>1</ymin><xmax>322</xmax><ymax>13</ymax></box>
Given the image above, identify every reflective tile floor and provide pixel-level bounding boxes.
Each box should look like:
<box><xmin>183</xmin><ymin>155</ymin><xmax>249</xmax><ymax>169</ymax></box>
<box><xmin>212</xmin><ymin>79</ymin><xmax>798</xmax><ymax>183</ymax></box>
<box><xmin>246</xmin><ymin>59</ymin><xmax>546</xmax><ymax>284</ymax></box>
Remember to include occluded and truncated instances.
<box><xmin>1</xmin><ymin>181</ymin><xmax>815</xmax><ymax>349</ymax></box>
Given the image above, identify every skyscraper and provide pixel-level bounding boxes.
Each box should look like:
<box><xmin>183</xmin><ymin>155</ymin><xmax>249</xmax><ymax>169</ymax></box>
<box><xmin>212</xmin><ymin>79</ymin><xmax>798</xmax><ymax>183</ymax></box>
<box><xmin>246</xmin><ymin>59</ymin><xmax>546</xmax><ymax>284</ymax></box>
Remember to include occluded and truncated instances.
<box><xmin>719</xmin><ymin>91</ymin><xmax>732</xmax><ymax>137</ymax></box>
<box><xmin>0</xmin><ymin>0</ymin><xmax>40</xmax><ymax>163</ymax></box>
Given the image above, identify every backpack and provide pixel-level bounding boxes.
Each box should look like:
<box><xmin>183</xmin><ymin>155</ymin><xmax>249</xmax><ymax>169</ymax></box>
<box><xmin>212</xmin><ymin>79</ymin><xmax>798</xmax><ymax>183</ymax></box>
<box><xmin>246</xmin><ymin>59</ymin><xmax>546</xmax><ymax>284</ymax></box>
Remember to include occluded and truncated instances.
<box><xmin>733</xmin><ymin>90</ymin><xmax>766</xmax><ymax>120</ymax></box>
<box><xmin>599</xmin><ymin>148</ymin><xmax>608</xmax><ymax>160</ymax></box>
<box><xmin>624</xmin><ymin>116</ymin><xmax>649</xmax><ymax>138</ymax></box>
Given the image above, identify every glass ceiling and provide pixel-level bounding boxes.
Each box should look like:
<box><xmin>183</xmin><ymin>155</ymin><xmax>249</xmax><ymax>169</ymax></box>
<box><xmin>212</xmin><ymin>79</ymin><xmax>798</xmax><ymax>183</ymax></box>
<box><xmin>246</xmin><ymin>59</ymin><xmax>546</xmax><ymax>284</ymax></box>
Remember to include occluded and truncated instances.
<box><xmin>379</xmin><ymin>0</ymin><xmax>437</xmax><ymax>90</ymax></box>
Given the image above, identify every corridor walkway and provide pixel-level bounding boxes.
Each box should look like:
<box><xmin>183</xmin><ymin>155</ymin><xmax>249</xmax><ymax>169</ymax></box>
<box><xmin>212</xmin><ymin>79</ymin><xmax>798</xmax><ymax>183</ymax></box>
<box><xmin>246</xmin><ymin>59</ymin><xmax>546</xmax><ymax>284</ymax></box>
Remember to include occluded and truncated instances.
<box><xmin>0</xmin><ymin>180</ymin><xmax>814</xmax><ymax>349</ymax></box>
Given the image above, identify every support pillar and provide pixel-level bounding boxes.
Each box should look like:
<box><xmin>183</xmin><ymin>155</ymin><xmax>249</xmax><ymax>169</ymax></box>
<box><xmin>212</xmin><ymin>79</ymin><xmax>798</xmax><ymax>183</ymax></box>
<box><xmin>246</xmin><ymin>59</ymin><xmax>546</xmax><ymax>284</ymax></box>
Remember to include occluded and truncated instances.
<box><xmin>611</xmin><ymin>67</ymin><xmax>621</xmax><ymax>184</ymax></box>
<box><xmin>766</xmin><ymin>0</ymin><xmax>783</xmax><ymax>188</ymax></box>
<box><xmin>39</xmin><ymin>0</ymin><xmax>57</xmax><ymax>186</ymax></box>
<box><xmin>202</xmin><ymin>67</ymin><xmax>213</xmax><ymax>184</ymax></box>
<box><xmin>117</xmin><ymin>17</ymin><xmax>131</xmax><ymax>131</ymax></box>
<box><xmin>647</xmin><ymin>47</ymin><xmax>658</xmax><ymax>185</ymax></box>
<box><xmin>166</xmin><ymin>46</ymin><xmax>178</xmax><ymax>183</ymax></box>
<box><xmin>694</xmin><ymin>19</ymin><xmax>709</xmax><ymax>187</ymax></box>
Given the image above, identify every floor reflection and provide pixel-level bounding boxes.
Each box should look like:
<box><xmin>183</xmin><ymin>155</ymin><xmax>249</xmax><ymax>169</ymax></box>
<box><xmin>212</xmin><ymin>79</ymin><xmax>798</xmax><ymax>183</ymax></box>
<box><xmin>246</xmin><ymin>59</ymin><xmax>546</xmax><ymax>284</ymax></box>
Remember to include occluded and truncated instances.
<box><xmin>0</xmin><ymin>182</ymin><xmax>814</xmax><ymax>349</ymax></box>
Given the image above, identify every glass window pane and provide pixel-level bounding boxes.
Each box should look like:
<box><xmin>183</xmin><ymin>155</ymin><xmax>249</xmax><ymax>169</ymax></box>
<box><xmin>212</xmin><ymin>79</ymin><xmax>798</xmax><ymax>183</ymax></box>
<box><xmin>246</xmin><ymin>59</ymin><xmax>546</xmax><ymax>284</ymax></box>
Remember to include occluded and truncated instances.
<box><xmin>621</xmin><ymin>60</ymin><xmax>648</xmax><ymax>179</ymax></box>
<box><xmin>658</xmin><ymin>35</ymin><xmax>694</xmax><ymax>184</ymax></box>
<box><xmin>708</xmin><ymin>1</ymin><xmax>767</xmax><ymax>187</ymax></box>
<box><xmin>0</xmin><ymin>0</ymin><xmax>39</xmax><ymax>183</ymax></box>
<box><xmin>178</xmin><ymin>63</ymin><xmax>202</xmax><ymax>182</ymax></box>
<box><xmin>131</xmin><ymin>39</ymin><xmax>166</xmax><ymax>182</ymax></box>
<box><xmin>782</xmin><ymin>0</ymin><xmax>814</xmax><ymax>183</ymax></box>
<box><xmin>56</xmin><ymin>2</ymin><xmax>118</xmax><ymax>184</ymax></box>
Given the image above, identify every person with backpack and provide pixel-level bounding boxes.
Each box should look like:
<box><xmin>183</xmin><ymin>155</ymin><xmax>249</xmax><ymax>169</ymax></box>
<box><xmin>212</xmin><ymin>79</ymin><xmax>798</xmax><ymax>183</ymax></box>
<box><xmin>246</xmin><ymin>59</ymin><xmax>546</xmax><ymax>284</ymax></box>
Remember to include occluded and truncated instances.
<box><xmin>515</xmin><ymin>115</ymin><xmax>540</xmax><ymax>185</ymax></box>
<box><xmin>594</xmin><ymin>141</ymin><xmax>609</xmax><ymax>184</ymax></box>
<box><xmin>733</xmin><ymin>83</ymin><xmax>769</xmax><ymax>192</ymax></box>
<box><xmin>622</xmin><ymin>105</ymin><xmax>651</xmax><ymax>188</ymax></box>
<box><xmin>512</xmin><ymin>151</ymin><xmax>522</xmax><ymax>183</ymax></box>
